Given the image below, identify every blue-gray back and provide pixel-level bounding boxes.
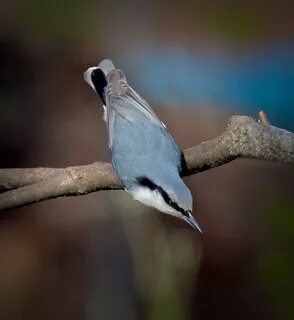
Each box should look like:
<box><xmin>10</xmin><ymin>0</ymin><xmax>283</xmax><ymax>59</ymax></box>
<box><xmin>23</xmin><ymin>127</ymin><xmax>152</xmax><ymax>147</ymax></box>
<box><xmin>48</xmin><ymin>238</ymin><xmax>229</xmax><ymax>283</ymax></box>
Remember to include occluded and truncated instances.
<box><xmin>101</xmin><ymin>68</ymin><xmax>183</xmax><ymax>189</ymax></box>
<box><xmin>108</xmin><ymin>95</ymin><xmax>182</xmax><ymax>188</ymax></box>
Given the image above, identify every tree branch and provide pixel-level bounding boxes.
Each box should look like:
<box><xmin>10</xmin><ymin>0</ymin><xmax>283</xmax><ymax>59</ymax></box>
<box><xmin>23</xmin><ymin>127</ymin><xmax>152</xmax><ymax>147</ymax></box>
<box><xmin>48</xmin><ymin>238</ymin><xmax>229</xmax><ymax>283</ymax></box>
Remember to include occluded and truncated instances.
<box><xmin>0</xmin><ymin>114</ymin><xmax>293</xmax><ymax>211</ymax></box>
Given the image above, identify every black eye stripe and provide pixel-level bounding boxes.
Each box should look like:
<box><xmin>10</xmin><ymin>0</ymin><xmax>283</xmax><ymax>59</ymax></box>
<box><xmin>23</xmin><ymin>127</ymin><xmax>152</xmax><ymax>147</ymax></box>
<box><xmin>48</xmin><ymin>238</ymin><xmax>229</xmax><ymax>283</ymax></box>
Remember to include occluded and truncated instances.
<box><xmin>136</xmin><ymin>176</ymin><xmax>189</xmax><ymax>217</ymax></box>
<box><xmin>136</xmin><ymin>177</ymin><xmax>157</xmax><ymax>190</ymax></box>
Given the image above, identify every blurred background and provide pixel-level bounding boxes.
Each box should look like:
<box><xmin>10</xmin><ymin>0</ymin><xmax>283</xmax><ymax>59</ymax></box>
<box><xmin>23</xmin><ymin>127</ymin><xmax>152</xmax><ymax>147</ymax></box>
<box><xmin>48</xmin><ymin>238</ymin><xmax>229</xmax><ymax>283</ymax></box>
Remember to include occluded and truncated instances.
<box><xmin>0</xmin><ymin>0</ymin><xmax>293</xmax><ymax>319</ymax></box>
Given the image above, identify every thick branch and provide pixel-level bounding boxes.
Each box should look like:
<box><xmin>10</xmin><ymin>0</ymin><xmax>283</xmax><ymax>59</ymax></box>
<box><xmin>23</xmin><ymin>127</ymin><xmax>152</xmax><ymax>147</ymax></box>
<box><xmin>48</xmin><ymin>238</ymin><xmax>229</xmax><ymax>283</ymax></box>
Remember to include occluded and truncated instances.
<box><xmin>0</xmin><ymin>115</ymin><xmax>293</xmax><ymax>211</ymax></box>
<box><xmin>183</xmin><ymin>115</ymin><xmax>293</xmax><ymax>174</ymax></box>
<box><xmin>0</xmin><ymin>163</ymin><xmax>120</xmax><ymax>210</ymax></box>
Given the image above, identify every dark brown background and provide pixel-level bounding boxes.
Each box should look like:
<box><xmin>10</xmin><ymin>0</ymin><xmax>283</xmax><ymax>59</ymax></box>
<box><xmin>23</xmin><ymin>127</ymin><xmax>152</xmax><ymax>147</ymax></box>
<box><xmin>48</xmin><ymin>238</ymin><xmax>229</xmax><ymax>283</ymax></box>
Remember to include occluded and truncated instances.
<box><xmin>0</xmin><ymin>1</ymin><xmax>293</xmax><ymax>319</ymax></box>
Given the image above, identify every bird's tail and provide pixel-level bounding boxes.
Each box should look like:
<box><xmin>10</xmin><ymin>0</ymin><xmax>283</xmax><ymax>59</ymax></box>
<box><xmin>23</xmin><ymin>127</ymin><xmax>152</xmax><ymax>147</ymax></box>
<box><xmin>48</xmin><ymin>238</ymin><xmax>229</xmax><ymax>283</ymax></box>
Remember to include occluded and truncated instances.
<box><xmin>84</xmin><ymin>59</ymin><xmax>127</xmax><ymax>105</ymax></box>
<box><xmin>97</xmin><ymin>59</ymin><xmax>115</xmax><ymax>76</ymax></box>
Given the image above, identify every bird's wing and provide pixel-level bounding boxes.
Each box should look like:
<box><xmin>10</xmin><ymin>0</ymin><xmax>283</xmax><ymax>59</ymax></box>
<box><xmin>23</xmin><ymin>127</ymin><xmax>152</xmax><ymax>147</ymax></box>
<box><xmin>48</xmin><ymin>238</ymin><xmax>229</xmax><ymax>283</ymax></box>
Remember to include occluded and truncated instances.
<box><xmin>125</xmin><ymin>85</ymin><xmax>166</xmax><ymax>129</ymax></box>
<box><xmin>105</xmin><ymin>69</ymin><xmax>167</xmax><ymax>148</ymax></box>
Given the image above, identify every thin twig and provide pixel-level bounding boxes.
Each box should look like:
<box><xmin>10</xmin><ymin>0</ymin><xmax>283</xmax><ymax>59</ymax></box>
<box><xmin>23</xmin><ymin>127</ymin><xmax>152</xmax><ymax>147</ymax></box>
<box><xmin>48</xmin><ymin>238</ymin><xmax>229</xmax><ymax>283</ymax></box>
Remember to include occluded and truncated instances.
<box><xmin>259</xmin><ymin>111</ymin><xmax>270</xmax><ymax>125</ymax></box>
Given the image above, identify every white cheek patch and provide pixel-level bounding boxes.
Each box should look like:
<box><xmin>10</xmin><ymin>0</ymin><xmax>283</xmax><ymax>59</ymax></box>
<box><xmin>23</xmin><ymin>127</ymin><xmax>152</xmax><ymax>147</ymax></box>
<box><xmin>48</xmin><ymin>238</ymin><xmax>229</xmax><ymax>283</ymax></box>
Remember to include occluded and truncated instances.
<box><xmin>83</xmin><ymin>67</ymin><xmax>98</xmax><ymax>91</ymax></box>
<box><xmin>103</xmin><ymin>105</ymin><xmax>107</xmax><ymax>122</ymax></box>
<box><xmin>130</xmin><ymin>187</ymin><xmax>182</xmax><ymax>218</ymax></box>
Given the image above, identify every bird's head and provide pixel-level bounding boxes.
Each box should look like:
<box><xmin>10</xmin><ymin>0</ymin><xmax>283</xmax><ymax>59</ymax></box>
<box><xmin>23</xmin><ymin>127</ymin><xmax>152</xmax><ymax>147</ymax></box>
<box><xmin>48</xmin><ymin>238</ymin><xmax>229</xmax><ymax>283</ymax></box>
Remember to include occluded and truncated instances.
<box><xmin>130</xmin><ymin>175</ymin><xmax>202</xmax><ymax>232</ymax></box>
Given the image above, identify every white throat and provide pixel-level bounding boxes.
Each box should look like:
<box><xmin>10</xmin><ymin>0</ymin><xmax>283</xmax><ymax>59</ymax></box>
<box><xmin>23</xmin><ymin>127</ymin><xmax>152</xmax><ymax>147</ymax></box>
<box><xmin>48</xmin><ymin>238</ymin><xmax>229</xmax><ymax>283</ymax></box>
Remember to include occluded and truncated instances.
<box><xmin>130</xmin><ymin>186</ymin><xmax>181</xmax><ymax>218</ymax></box>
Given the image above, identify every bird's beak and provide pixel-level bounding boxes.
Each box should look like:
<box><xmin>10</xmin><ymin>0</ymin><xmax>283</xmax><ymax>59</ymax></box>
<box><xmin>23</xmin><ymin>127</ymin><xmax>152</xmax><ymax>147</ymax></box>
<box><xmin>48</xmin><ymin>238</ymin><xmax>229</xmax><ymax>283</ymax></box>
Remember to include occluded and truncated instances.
<box><xmin>184</xmin><ymin>211</ymin><xmax>202</xmax><ymax>233</ymax></box>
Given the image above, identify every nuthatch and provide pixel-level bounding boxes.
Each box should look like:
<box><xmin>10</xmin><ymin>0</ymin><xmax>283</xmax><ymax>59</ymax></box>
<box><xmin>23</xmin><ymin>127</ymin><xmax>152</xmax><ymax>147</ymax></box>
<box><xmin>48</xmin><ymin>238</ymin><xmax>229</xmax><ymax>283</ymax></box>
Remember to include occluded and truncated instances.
<box><xmin>84</xmin><ymin>59</ymin><xmax>201</xmax><ymax>231</ymax></box>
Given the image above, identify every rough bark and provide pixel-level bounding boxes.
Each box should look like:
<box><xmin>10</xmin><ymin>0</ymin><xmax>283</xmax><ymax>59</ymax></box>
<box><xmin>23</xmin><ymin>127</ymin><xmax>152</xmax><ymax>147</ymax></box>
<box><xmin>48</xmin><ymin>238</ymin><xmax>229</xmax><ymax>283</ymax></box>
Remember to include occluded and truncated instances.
<box><xmin>0</xmin><ymin>114</ymin><xmax>293</xmax><ymax>211</ymax></box>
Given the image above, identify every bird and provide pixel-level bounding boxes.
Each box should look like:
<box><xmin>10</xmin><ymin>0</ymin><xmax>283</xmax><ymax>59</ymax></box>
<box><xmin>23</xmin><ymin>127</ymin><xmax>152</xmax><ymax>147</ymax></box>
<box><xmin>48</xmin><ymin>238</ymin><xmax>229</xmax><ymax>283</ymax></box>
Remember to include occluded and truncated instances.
<box><xmin>84</xmin><ymin>59</ymin><xmax>201</xmax><ymax>231</ymax></box>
